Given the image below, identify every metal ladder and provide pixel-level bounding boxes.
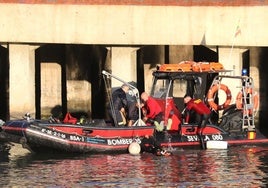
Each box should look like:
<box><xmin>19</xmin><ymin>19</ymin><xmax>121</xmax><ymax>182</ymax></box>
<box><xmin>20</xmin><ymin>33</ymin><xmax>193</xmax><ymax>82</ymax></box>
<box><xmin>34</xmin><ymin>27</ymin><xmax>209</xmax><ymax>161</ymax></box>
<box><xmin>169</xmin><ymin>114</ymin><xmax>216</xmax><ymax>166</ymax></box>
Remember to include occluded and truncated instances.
<box><xmin>241</xmin><ymin>76</ymin><xmax>255</xmax><ymax>131</ymax></box>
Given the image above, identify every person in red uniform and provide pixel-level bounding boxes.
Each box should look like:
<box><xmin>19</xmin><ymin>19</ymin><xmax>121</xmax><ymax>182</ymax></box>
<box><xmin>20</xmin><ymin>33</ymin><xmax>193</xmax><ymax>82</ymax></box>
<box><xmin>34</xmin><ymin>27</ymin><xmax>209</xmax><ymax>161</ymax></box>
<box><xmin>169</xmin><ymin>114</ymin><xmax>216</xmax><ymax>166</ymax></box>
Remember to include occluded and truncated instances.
<box><xmin>140</xmin><ymin>92</ymin><xmax>163</xmax><ymax>125</ymax></box>
<box><xmin>184</xmin><ymin>95</ymin><xmax>211</xmax><ymax>149</ymax></box>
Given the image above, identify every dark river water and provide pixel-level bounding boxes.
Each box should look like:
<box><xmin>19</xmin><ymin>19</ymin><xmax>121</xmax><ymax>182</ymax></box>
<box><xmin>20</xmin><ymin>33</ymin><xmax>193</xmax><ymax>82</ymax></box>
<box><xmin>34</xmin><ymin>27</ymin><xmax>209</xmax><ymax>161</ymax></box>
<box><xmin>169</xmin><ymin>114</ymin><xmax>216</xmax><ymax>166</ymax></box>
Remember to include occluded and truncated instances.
<box><xmin>1</xmin><ymin>143</ymin><xmax>268</xmax><ymax>187</ymax></box>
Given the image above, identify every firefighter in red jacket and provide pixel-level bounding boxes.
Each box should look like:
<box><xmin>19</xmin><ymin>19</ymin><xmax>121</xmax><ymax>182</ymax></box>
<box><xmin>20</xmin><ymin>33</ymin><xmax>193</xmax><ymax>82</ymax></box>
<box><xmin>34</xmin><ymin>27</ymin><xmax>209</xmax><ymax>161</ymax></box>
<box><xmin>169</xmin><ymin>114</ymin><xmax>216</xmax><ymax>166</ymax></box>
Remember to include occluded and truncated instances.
<box><xmin>184</xmin><ymin>95</ymin><xmax>211</xmax><ymax>149</ymax></box>
<box><xmin>140</xmin><ymin>92</ymin><xmax>163</xmax><ymax>125</ymax></box>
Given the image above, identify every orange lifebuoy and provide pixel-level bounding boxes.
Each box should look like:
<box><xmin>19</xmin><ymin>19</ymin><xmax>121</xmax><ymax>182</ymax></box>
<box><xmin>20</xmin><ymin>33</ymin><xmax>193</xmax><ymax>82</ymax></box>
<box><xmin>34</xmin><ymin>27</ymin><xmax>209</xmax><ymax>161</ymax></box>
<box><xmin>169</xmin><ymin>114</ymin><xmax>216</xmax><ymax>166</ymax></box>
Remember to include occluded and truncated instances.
<box><xmin>207</xmin><ymin>84</ymin><xmax>232</xmax><ymax>111</ymax></box>
<box><xmin>236</xmin><ymin>88</ymin><xmax>259</xmax><ymax>115</ymax></box>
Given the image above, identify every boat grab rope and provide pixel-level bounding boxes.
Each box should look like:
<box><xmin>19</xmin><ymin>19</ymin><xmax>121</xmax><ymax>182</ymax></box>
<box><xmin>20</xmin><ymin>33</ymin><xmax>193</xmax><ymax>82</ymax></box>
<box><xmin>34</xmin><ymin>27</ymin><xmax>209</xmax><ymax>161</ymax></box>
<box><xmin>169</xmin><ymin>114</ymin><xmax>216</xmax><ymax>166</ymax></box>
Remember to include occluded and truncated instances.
<box><xmin>20</xmin><ymin>121</ymin><xmax>27</xmax><ymax>140</ymax></box>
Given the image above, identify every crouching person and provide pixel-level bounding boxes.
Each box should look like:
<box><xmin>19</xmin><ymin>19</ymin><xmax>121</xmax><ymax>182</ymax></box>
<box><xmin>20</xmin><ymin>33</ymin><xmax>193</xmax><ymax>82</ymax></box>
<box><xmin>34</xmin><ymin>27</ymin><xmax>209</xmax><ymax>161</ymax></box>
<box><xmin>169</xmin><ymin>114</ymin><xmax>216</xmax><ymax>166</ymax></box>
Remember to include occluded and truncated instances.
<box><xmin>183</xmin><ymin>95</ymin><xmax>211</xmax><ymax>149</ymax></box>
<box><xmin>140</xmin><ymin>92</ymin><xmax>165</xmax><ymax>131</ymax></box>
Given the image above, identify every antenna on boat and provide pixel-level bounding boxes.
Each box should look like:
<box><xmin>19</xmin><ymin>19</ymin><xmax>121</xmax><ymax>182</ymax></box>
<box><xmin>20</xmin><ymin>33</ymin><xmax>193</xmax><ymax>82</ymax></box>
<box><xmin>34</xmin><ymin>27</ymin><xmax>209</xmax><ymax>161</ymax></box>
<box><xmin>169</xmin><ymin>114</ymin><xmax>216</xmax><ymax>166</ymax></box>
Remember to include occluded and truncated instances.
<box><xmin>102</xmin><ymin>70</ymin><xmax>145</xmax><ymax>126</ymax></box>
<box><xmin>228</xmin><ymin>19</ymin><xmax>241</xmax><ymax>76</ymax></box>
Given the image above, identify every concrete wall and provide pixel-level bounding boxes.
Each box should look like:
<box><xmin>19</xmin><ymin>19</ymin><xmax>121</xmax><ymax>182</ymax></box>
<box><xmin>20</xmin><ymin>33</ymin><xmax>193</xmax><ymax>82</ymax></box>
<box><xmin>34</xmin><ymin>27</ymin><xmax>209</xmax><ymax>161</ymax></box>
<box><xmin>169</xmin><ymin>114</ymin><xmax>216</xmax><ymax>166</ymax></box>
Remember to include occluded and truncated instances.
<box><xmin>0</xmin><ymin>4</ymin><xmax>267</xmax><ymax>46</ymax></box>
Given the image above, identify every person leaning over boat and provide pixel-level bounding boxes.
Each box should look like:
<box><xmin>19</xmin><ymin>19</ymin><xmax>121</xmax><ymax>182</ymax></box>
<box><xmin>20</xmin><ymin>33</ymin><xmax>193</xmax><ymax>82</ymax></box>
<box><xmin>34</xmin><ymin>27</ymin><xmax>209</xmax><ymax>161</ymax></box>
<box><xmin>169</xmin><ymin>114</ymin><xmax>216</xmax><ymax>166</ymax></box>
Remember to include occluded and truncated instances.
<box><xmin>183</xmin><ymin>95</ymin><xmax>211</xmax><ymax>149</ymax></box>
<box><xmin>140</xmin><ymin>92</ymin><xmax>164</xmax><ymax>130</ymax></box>
<box><xmin>112</xmin><ymin>84</ymin><xmax>130</xmax><ymax>126</ymax></box>
<box><xmin>126</xmin><ymin>85</ymin><xmax>139</xmax><ymax>126</ymax></box>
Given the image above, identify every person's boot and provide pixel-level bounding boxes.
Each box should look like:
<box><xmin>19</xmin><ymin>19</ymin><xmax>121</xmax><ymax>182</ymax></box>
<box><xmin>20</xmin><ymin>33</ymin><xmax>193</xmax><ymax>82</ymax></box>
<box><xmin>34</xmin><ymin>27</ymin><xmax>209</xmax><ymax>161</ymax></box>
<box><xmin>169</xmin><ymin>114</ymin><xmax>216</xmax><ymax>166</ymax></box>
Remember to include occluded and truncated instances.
<box><xmin>128</xmin><ymin>120</ymin><xmax>133</xmax><ymax>126</ymax></box>
<box><xmin>198</xmin><ymin>133</ymin><xmax>206</xmax><ymax>149</ymax></box>
<box><xmin>166</xmin><ymin>118</ymin><xmax>172</xmax><ymax>130</ymax></box>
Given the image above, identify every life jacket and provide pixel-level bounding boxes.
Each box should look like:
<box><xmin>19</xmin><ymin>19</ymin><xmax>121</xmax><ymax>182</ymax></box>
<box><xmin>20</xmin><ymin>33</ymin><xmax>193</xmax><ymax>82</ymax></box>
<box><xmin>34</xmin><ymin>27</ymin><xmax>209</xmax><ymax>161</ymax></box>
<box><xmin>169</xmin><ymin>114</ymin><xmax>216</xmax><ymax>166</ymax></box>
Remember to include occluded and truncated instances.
<box><xmin>63</xmin><ymin>112</ymin><xmax>77</xmax><ymax>124</ymax></box>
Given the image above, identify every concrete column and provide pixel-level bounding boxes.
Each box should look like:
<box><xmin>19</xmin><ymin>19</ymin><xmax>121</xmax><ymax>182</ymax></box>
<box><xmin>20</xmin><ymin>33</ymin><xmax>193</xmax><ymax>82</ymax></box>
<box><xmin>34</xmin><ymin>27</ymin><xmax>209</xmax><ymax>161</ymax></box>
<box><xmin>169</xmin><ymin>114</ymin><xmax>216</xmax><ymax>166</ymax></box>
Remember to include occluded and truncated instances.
<box><xmin>218</xmin><ymin>47</ymin><xmax>243</xmax><ymax>76</ymax></box>
<box><xmin>218</xmin><ymin>47</ymin><xmax>247</xmax><ymax>105</ymax></box>
<box><xmin>9</xmin><ymin>44</ymin><xmax>37</xmax><ymax>119</ymax></box>
<box><xmin>110</xmin><ymin>47</ymin><xmax>139</xmax><ymax>87</ymax></box>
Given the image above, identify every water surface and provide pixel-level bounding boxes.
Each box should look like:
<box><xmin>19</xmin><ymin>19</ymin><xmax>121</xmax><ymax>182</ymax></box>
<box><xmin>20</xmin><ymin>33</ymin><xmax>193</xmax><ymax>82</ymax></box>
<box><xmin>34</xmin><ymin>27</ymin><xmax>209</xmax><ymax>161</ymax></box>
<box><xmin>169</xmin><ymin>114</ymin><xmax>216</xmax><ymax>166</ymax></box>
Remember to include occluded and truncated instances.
<box><xmin>1</xmin><ymin>143</ymin><xmax>268</xmax><ymax>187</ymax></box>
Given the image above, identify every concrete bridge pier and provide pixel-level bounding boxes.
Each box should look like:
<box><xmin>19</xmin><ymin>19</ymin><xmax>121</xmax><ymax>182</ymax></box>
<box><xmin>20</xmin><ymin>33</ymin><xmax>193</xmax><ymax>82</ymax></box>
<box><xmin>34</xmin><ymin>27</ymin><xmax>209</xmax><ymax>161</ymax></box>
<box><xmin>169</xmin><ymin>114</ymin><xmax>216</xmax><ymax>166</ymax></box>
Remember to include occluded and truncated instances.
<box><xmin>9</xmin><ymin>44</ymin><xmax>37</xmax><ymax>119</ymax></box>
<box><xmin>109</xmin><ymin>47</ymin><xmax>140</xmax><ymax>87</ymax></box>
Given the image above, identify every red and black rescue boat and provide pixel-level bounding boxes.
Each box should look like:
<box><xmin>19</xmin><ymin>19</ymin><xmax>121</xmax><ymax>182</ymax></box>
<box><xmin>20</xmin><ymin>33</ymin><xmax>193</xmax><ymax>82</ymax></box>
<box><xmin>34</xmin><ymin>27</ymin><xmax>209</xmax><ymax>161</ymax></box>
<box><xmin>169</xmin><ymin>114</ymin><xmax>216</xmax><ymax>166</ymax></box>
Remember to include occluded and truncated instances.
<box><xmin>0</xmin><ymin>63</ymin><xmax>268</xmax><ymax>154</ymax></box>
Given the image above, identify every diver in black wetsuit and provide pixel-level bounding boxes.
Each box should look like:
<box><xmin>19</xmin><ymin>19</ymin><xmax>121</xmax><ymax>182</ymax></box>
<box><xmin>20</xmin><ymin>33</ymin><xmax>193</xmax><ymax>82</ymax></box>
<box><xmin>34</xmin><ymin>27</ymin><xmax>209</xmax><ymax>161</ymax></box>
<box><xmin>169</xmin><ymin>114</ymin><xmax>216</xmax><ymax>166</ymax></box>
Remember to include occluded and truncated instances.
<box><xmin>140</xmin><ymin>135</ymin><xmax>171</xmax><ymax>156</ymax></box>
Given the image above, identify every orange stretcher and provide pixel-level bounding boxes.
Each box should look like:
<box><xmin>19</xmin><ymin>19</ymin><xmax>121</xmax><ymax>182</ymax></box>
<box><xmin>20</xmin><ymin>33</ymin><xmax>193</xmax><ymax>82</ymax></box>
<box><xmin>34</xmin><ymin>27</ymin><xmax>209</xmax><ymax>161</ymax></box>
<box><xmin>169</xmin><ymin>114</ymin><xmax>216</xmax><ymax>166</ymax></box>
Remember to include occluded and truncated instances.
<box><xmin>192</xmin><ymin>62</ymin><xmax>224</xmax><ymax>72</ymax></box>
<box><xmin>158</xmin><ymin>61</ymin><xmax>194</xmax><ymax>72</ymax></box>
<box><xmin>158</xmin><ymin>61</ymin><xmax>224</xmax><ymax>72</ymax></box>
<box><xmin>210</xmin><ymin>62</ymin><xmax>224</xmax><ymax>71</ymax></box>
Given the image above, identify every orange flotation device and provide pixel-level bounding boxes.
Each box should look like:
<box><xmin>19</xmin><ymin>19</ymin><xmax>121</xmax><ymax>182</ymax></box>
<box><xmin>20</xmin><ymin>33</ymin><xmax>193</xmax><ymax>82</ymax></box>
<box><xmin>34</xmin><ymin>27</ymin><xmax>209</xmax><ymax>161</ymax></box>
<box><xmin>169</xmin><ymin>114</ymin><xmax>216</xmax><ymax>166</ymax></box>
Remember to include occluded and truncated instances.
<box><xmin>236</xmin><ymin>88</ymin><xmax>259</xmax><ymax>115</ymax></box>
<box><xmin>207</xmin><ymin>84</ymin><xmax>232</xmax><ymax>111</ymax></box>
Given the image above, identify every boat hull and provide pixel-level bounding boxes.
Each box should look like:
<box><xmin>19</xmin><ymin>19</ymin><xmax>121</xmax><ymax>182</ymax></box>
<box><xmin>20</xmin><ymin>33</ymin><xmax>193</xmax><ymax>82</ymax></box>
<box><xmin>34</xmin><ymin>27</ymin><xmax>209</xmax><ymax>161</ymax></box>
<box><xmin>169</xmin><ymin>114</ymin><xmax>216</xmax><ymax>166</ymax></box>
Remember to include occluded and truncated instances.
<box><xmin>157</xmin><ymin>124</ymin><xmax>268</xmax><ymax>149</ymax></box>
<box><xmin>1</xmin><ymin>120</ymin><xmax>268</xmax><ymax>153</ymax></box>
<box><xmin>1</xmin><ymin>120</ymin><xmax>155</xmax><ymax>153</ymax></box>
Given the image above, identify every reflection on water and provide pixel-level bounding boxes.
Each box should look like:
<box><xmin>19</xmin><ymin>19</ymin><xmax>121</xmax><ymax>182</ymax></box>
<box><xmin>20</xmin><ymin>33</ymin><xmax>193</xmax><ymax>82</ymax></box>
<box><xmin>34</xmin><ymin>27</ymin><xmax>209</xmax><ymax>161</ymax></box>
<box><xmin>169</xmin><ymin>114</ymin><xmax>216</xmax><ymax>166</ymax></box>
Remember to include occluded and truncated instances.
<box><xmin>1</xmin><ymin>143</ymin><xmax>268</xmax><ymax>187</ymax></box>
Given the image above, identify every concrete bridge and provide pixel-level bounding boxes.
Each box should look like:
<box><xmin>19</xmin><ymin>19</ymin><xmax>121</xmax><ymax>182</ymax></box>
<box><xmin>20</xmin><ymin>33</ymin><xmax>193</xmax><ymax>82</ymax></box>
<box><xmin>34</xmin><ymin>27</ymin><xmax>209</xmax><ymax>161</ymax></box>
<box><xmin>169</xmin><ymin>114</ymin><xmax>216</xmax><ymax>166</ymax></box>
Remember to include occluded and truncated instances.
<box><xmin>0</xmin><ymin>1</ymin><xmax>267</xmax><ymax>131</ymax></box>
